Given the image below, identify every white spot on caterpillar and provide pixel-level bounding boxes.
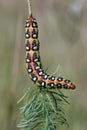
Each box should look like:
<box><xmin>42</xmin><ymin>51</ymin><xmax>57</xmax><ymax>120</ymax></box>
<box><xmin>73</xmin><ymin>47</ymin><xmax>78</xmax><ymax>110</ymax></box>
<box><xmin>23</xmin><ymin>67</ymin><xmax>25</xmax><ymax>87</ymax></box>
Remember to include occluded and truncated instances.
<box><xmin>51</xmin><ymin>77</ymin><xmax>55</xmax><ymax>80</ymax></box>
<box><xmin>58</xmin><ymin>77</ymin><xmax>63</xmax><ymax>81</ymax></box>
<box><xmin>33</xmin><ymin>23</ymin><xmax>36</xmax><ymax>27</ymax></box>
<box><xmin>26</xmin><ymin>46</ymin><xmax>29</xmax><ymax>50</ymax></box>
<box><xmin>51</xmin><ymin>83</ymin><xmax>54</xmax><ymax>87</ymax></box>
<box><xmin>36</xmin><ymin>66</ymin><xmax>39</xmax><ymax>70</ymax></box>
<box><xmin>33</xmin><ymin>77</ymin><xmax>37</xmax><ymax>81</ymax></box>
<box><xmin>33</xmin><ymin>34</ymin><xmax>37</xmax><ymax>38</ymax></box>
<box><xmin>26</xmin><ymin>22</ymin><xmax>29</xmax><ymax>27</ymax></box>
<box><xmin>42</xmin><ymin>82</ymin><xmax>45</xmax><ymax>86</ymax></box>
<box><xmin>26</xmin><ymin>33</ymin><xmax>29</xmax><ymax>38</ymax></box>
<box><xmin>34</xmin><ymin>58</ymin><xmax>38</xmax><ymax>62</ymax></box>
<box><xmin>33</xmin><ymin>46</ymin><xmax>37</xmax><ymax>50</ymax></box>
<box><xmin>44</xmin><ymin>75</ymin><xmax>48</xmax><ymax>79</ymax></box>
<box><xmin>26</xmin><ymin>59</ymin><xmax>30</xmax><ymax>63</ymax></box>
<box><xmin>39</xmin><ymin>71</ymin><xmax>43</xmax><ymax>76</ymax></box>
<box><xmin>28</xmin><ymin>68</ymin><xmax>32</xmax><ymax>73</ymax></box>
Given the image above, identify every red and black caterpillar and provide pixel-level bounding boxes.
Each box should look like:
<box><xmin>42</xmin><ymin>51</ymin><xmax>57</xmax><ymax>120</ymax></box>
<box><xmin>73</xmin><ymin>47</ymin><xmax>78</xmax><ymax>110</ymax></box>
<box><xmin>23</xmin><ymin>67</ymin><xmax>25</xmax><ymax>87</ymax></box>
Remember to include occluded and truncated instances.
<box><xmin>25</xmin><ymin>13</ymin><xmax>76</xmax><ymax>90</ymax></box>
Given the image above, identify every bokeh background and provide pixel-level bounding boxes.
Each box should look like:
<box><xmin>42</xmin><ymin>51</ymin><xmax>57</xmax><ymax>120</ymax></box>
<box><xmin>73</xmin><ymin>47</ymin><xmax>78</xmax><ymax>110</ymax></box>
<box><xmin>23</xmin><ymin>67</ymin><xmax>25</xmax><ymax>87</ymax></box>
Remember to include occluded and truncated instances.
<box><xmin>0</xmin><ymin>0</ymin><xmax>87</xmax><ymax>130</ymax></box>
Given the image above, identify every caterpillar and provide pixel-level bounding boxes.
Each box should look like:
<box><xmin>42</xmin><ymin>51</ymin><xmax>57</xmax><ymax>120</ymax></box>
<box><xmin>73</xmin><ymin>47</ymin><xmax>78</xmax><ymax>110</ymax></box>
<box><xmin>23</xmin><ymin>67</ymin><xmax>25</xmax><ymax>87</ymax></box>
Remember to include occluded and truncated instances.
<box><xmin>25</xmin><ymin>0</ymin><xmax>76</xmax><ymax>90</ymax></box>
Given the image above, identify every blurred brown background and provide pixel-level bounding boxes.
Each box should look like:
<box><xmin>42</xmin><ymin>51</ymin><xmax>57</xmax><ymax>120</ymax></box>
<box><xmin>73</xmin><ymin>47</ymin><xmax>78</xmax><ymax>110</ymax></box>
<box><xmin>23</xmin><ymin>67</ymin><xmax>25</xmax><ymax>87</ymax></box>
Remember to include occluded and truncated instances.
<box><xmin>0</xmin><ymin>0</ymin><xmax>87</xmax><ymax>130</ymax></box>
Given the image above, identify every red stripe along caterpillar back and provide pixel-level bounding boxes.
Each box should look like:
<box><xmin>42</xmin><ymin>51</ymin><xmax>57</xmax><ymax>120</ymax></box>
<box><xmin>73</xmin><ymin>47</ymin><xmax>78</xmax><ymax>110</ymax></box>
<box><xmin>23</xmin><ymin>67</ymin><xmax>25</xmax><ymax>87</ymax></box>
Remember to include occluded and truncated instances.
<box><xmin>25</xmin><ymin>0</ymin><xmax>76</xmax><ymax>90</ymax></box>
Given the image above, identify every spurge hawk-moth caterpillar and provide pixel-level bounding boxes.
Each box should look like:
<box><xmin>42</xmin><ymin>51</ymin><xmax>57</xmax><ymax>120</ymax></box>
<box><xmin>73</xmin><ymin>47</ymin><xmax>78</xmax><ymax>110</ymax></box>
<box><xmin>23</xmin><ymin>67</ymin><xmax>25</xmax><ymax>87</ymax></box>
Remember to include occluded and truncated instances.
<box><xmin>25</xmin><ymin>0</ymin><xmax>76</xmax><ymax>90</ymax></box>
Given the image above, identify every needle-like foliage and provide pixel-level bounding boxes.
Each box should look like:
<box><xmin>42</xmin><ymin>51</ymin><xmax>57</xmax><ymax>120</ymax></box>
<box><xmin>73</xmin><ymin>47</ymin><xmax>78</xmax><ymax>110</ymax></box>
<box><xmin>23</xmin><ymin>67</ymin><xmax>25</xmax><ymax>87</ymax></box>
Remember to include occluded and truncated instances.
<box><xmin>17</xmin><ymin>86</ymin><xmax>69</xmax><ymax>130</ymax></box>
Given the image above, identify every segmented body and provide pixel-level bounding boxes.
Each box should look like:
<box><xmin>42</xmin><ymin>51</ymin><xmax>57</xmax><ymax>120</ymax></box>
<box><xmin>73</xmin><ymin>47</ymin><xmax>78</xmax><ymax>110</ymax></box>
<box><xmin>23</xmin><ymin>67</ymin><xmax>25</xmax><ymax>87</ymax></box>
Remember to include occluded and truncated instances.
<box><xmin>25</xmin><ymin>14</ymin><xmax>76</xmax><ymax>90</ymax></box>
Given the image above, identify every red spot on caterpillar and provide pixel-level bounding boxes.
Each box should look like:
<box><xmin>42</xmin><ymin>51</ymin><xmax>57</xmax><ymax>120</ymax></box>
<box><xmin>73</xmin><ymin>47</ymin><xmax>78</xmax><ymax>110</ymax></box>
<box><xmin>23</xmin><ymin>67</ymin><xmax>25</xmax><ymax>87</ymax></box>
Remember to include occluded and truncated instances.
<box><xmin>69</xmin><ymin>83</ymin><xmax>76</xmax><ymax>90</ymax></box>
